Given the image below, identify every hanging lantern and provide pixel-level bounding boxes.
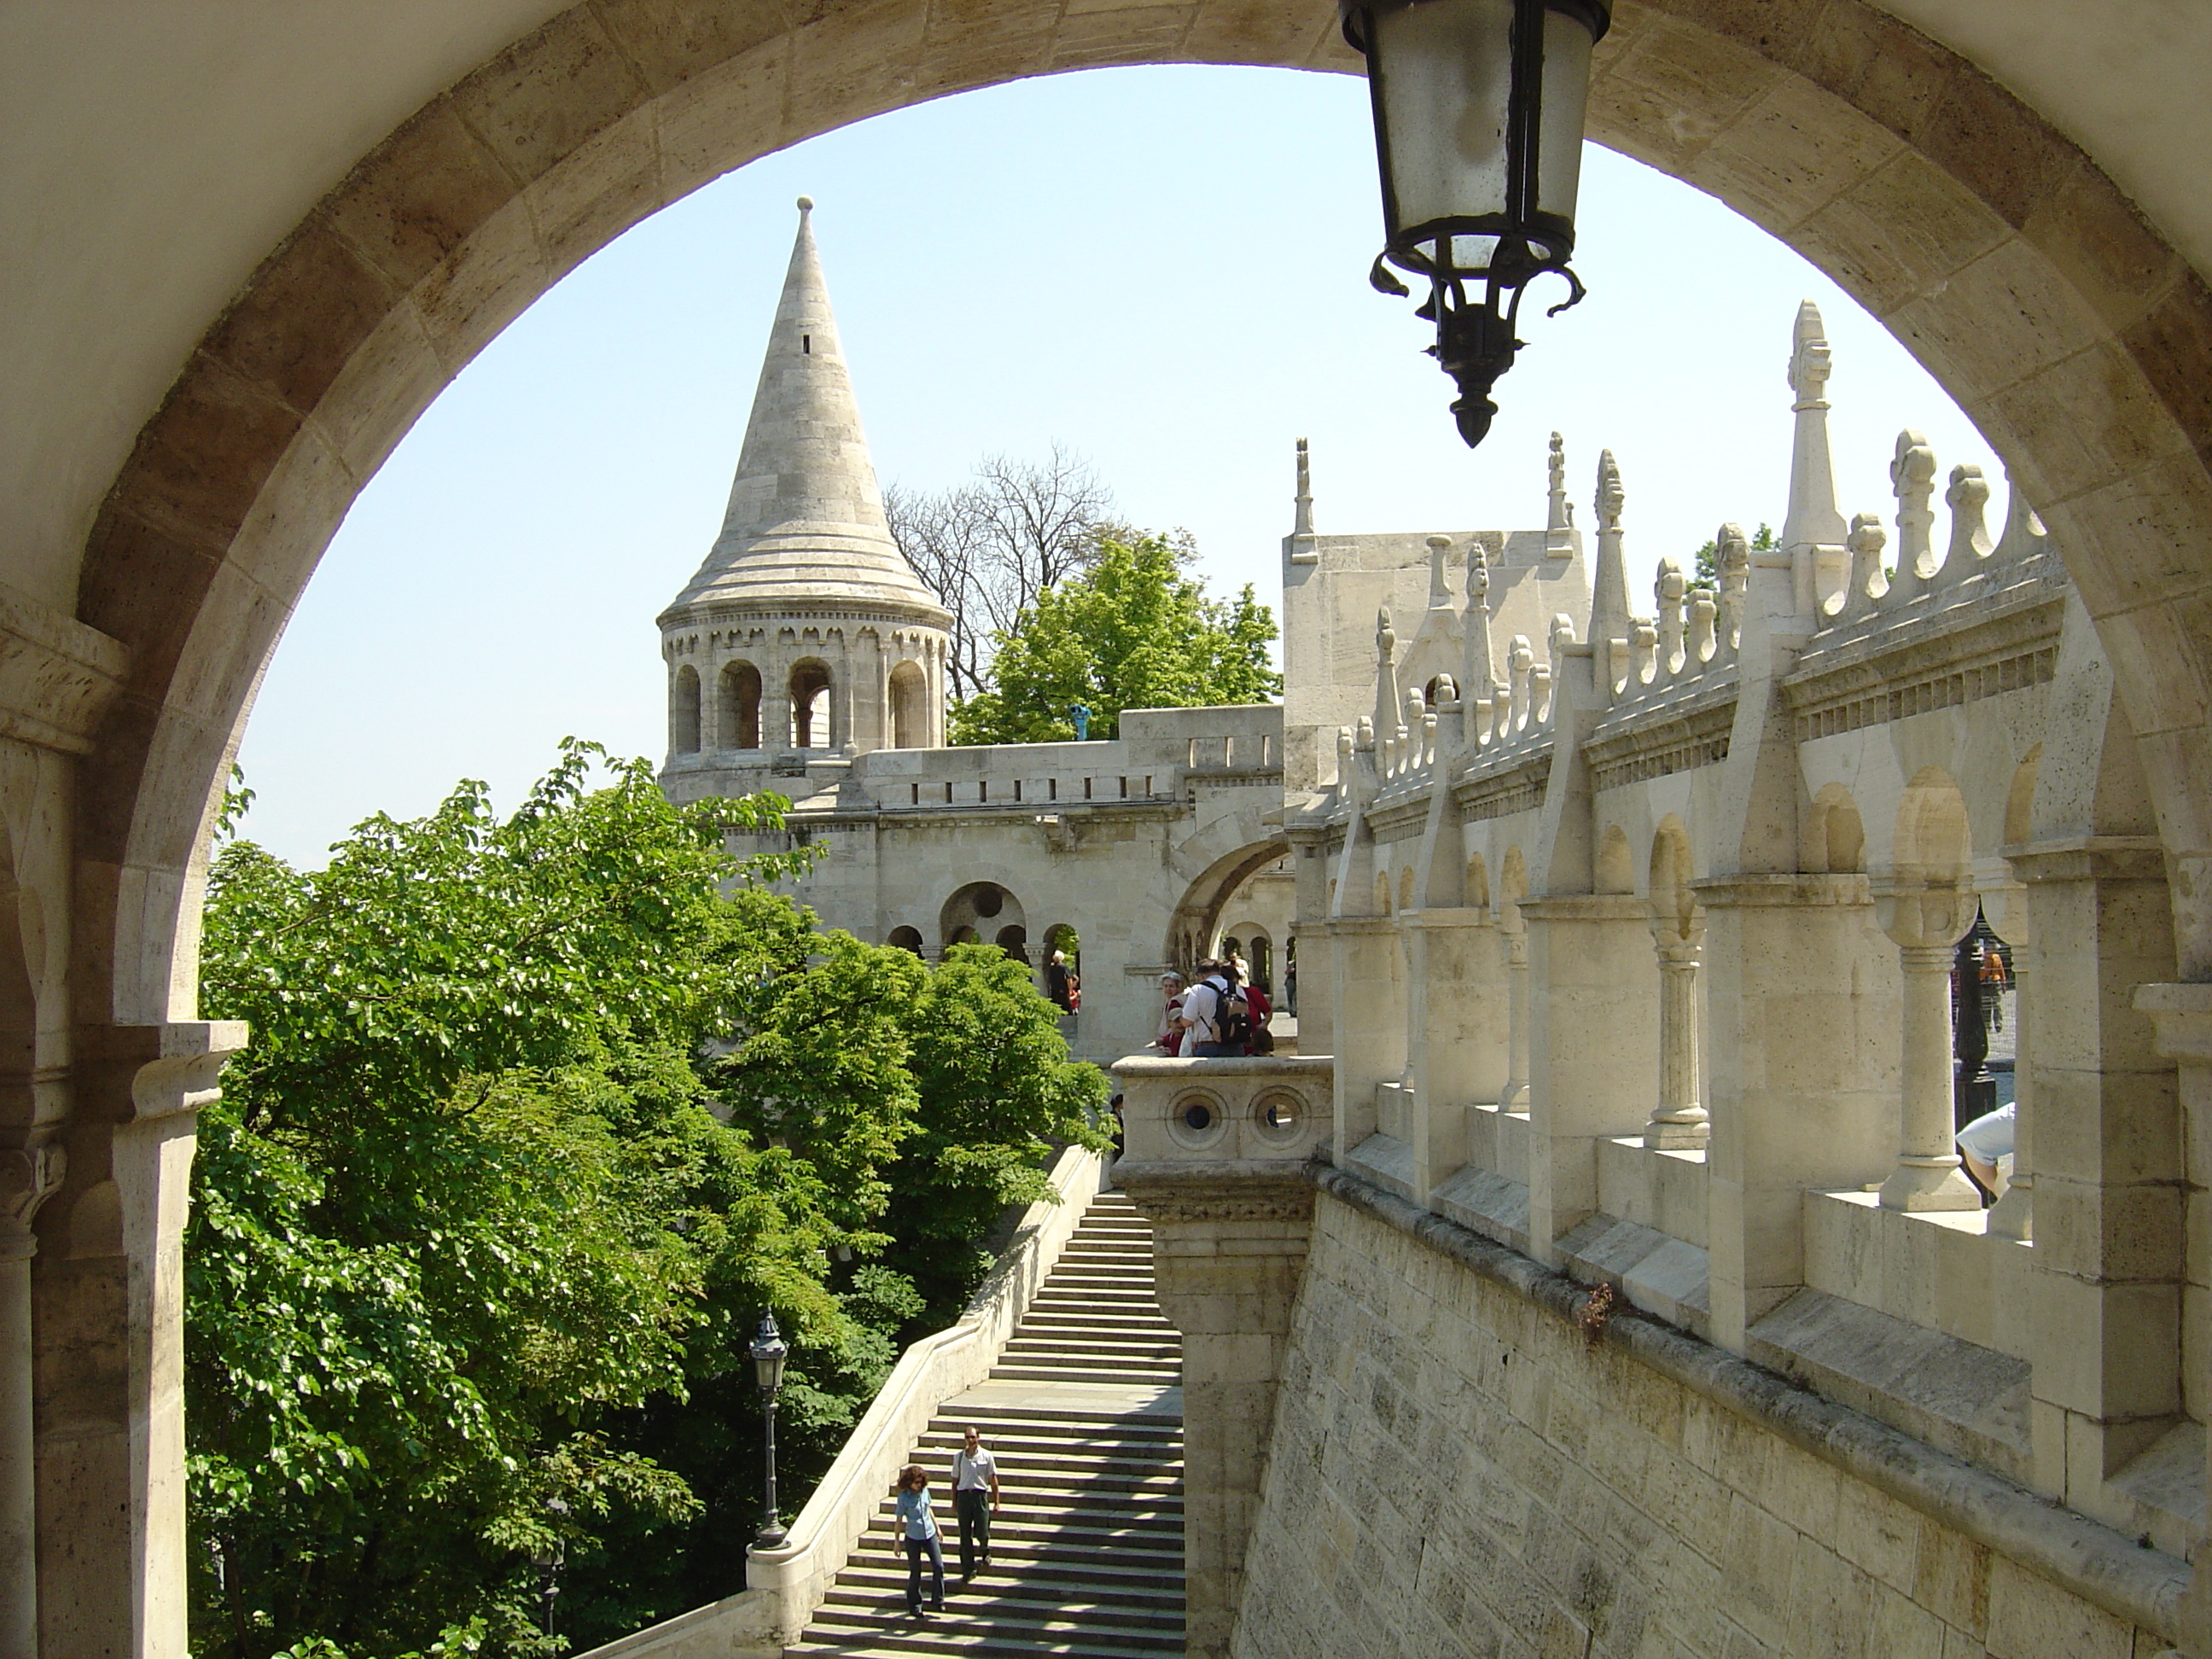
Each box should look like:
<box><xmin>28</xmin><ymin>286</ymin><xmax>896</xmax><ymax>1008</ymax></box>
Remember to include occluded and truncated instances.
<box><xmin>1341</xmin><ymin>0</ymin><xmax>1611</xmax><ymax>446</ymax></box>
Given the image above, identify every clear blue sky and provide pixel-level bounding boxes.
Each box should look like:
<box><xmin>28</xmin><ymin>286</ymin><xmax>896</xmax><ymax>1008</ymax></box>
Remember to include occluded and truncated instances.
<box><xmin>236</xmin><ymin>64</ymin><xmax>2003</xmax><ymax>867</ymax></box>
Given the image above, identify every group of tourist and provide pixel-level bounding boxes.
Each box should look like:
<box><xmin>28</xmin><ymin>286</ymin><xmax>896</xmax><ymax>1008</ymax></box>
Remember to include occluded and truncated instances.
<box><xmin>893</xmin><ymin>1425</ymin><xmax>1001</xmax><ymax>1618</ymax></box>
<box><xmin>1151</xmin><ymin>953</ymin><xmax>1272</xmax><ymax>1058</ymax></box>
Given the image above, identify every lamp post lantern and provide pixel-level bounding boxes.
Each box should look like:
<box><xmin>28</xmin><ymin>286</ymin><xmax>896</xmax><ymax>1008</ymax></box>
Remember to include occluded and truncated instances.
<box><xmin>1340</xmin><ymin>0</ymin><xmax>1611</xmax><ymax>446</ymax></box>
<box><xmin>750</xmin><ymin>1313</ymin><xmax>790</xmax><ymax>1549</ymax></box>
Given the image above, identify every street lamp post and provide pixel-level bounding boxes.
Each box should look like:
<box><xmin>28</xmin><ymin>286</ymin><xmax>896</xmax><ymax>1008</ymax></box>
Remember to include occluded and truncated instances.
<box><xmin>1338</xmin><ymin>0</ymin><xmax>1612</xmax><ymax>446</ymax></box>
<box><xmin>750</xmin><ymin>1313</ymin><xmax>790</xmax><ymax>1549</ymax></box>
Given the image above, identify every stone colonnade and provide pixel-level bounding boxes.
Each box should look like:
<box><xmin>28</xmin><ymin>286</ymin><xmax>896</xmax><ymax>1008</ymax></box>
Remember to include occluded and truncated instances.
<box><xmin>664</xmin><ymin>616</ymin><xmax>946</xmax><ymax>755</ymax></box>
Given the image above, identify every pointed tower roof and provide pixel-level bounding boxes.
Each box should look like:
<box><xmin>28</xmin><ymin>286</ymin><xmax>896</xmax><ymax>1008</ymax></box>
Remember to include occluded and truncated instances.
<box><xmin>661</xmin><ymin>199</ymin><xmax>952</xmax><ymax>625</ymax></box>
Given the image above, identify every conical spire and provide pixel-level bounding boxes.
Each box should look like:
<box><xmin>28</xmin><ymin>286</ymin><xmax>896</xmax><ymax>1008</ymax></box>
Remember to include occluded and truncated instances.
<box><xmin>664</xmin><ymin>198</ymin><xmax>950</xmax><ymax>621</ymax></box>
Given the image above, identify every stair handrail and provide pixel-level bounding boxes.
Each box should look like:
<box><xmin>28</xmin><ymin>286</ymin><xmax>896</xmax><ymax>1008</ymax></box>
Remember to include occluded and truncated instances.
<box><xmin>567</xmin><ymin>1139</ymin><xmax>1106</xmax><ymax>1658</ymax></box>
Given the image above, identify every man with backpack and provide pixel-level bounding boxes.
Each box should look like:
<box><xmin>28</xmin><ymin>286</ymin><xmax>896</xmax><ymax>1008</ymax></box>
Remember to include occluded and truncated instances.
<box><xmin>1179</xmin><ymin>959</ymin><xmax>1248</xmax><ymax>1058</ymax></box>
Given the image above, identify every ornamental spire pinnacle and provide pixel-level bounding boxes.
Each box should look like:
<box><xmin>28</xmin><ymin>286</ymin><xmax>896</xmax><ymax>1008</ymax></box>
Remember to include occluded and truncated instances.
<box><xmin>663</xmin><ymin>198</ymin><xmax>948</xmax><ymax>622</ymax></box>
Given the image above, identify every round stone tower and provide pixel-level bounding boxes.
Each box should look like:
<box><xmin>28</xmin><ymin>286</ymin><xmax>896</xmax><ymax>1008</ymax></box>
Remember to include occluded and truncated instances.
<box><xmin>659</xmin><ymin>198</ymin><xmax>952</xmax><ymax>792</ymax></box>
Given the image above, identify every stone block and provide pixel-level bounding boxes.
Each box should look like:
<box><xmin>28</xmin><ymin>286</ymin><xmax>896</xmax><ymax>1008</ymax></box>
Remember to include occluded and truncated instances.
<box><xmin>1785</xmin><ymin>149</ymin><xmax>2010</xmax><ymax>318</ymax></box>
<box><xmin>410</xmin><ymin>195</ymin><xmax>550</xmax><ymax>372</ymax></box>
<box><xmin>1912</xmin><ymin>1522</ymin><xmax>1991</xmax><ymax>1640</ymax></box>
<box><xmin>449</xmin><ymin>8</ymin><xmax>649</xmax><ymax>190</ymax></box>
<box><xmin>1684</xmin><ymin>73</ymin><xmax>1903</xmax><ymax>237</ymax></box>
<box><xmin>2030</xmin><ymin>1270</ymin><xmax>2182</xmax><ymax>1419</ymax></box>
<box><xmin>1983</xmin><ymin>1552</ymin><xmax>2134</xmax><ymax>1659</ymax></box>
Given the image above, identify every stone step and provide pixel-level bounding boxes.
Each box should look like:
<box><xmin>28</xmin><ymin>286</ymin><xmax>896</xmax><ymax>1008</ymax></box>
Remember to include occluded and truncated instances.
<box><xmin>831</xmin><ymin>1563</ymin><xmax>1183</xmax><ymax>1613</ymax></box>
<box><xmin>785</xmin><ymin>1186</ymin><xmax>1184</xmax><ymax>1656</ymax></box>
<box><xmin>788</xmin><ymin>1615</ymin><xmax>1183</xmax><ymax>1656</ymax></box>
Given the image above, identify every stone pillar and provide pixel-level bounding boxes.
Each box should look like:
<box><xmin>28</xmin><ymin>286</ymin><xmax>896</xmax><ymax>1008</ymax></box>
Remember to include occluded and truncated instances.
<box><xmin>34</xmin><ymin>1022</ymin><xmax>243</xmax><ymax>1659</ymax></box>
<box><xmin>1115</xmin><ymin>1167</ymin><xmax>1313</xmax><ymax>1659</ymax></box>
<box><xmin>1500</xmin><ymin>919</ymin><xmax>1529</xmax><ymax>1109</ymax></box>
<box><xmin>1403</xmin><ymin>910</ymin><xmax>1505</xmax><ymax>1202</ymax></box>
<box><xmin>2133</xmin><ymin>981</ymin><xmax>2212</xmax><ymax>1659</ymax></box>
<box><xmin>1644</xmin><ymin>920</ymin><xmax>1708</xmax><ymax>1150</ymax></box>
<box><xmin>1323</xmin><ymin>917</ymin><xmax>1402</xmax><ymax>1155</ymax></box>
<box><xmin>1</xmin><ymin>1141</ymin><xmax>61</xmax><ymax>1659</ymax></box>
<box><xmin>1522</xmin><ymin>895</ymin><xmax>1658</xmax><ymax>1262</ymax></box>
<box><xmin>834</xmin><ymin>633</ymin><xmax>855</xmax><ymax>753</ymax></box>
<box><xmin>2008</xmin><ymin>842</ymin><xmax>2179</xmax><ymax>1512</ymax></box>
<box><xmin>1697</xmin><ymin>876</ymin><xmax>1898</xmax><ymax>1351</ymax></box>
<box><xmin>1984</xmin><ymin>884</ymin><xmax>2033</xmax><ymax>1241</ymax></box>
<box><xmin>1871</xmin><ymin>882</ymin><xmax>1982</xmax><ymax>1211</ymax></box>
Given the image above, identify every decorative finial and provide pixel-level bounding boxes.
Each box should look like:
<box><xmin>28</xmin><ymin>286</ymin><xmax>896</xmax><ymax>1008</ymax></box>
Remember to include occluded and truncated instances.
<box><xmin>1549</xmin><ymin>432</ymin><xmax>1566</xmax><ymax>497</ymax></box>
<box><xmin>1467</xmin><ymin>539</ymin><xmax>1490</xmax><ymax>605</ymax></box>
<box><xmin>1377</xmin><ymin>606</ymin><xmax>1396</xmax><ymax>659</ymax></box>
<box><xmin>1787</xmin><ymin>300</ymin><xmax>1831</xmax><ymax>407</ymax></box>
<box><xmin>797</xmin><ymin>195</ymin><xmax>814</xmax><ymax>212</ymax></box>
<box><xmin>1595</xmin><ymin>449</ymin><xmax>1624</xmax><ymax>531</ymax></box>
<box><xmin>1427</xmin><ymin>535</ymin><xmax>1455</xmax><ymax>608</ymax></box>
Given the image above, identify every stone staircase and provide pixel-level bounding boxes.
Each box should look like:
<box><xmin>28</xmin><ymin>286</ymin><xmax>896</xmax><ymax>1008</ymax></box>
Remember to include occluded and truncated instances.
<box><xmin>785</xmin><ymin>1189</ymin><xmax>1185</xmax><ymax>1656</ymax></box>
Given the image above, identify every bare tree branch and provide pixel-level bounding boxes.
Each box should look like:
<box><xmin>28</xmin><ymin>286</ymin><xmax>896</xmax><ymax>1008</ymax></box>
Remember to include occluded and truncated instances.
<box><xmin>884</xmin><ymin>444</ymin><xmax>1115</xmax><ymax>701</ymax></box>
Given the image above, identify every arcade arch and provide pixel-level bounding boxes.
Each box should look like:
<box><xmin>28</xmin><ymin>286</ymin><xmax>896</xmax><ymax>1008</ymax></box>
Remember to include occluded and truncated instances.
<box><xmin>720</xmin><ymin>661</ymin><xmax>763</xmax><ymax>752</ymax></box>
<box><xmin>671</xmin><ymin>664</ymin><xmax>701</xmax><ymax>754</ymax></box>
<box><xmin>1164</xmin><ymin>839</ymin><xmax>1291</xmax><ymax>977</ymax></box>
<box><xmin>940</xmin><ymin>882</ymin><xmax>1026</xmax><ymax>955</ymax></box>
<box><xmin>789</xmin><ymin>659</ymin><xmax>832</xmax><ymax>750</ymax></box>
<box><xmin>20</xmin><ymin>9</ymin><xmax>2212</xmax><ymax>1654</ymax></box>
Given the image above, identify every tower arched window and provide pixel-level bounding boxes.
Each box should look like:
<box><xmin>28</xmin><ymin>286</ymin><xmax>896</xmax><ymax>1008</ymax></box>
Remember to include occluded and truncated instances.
<box><xmin>672</xmin><ymin>664</ymin><xmax>701</xmax><ymax>755</ymax></box>
<box><xmin>789</xmin><ymin>659</ymin><xmax>832</xmax><ymax>748</ymax></box>
<box><xmin>720</xmin><ymin>661</ymin><xmax>762</xmax><ymax>749</ymax></box>
<box><xmin>889</xmin><ymin>661</ymin><xmax>928</xmax><ymax>749</ymax></box>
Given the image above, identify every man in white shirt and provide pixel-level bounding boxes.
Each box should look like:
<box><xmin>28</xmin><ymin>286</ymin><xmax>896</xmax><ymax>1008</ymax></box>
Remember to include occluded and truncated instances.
<box><xmin>951</xmin><ymin>1424</ymin><xmax>1000</xmax><ymax>1581</ymax></box>
<box><xmin>1179</xmin><ymin>960</ymin><xmax>1241</xmax><ymax>1058</ymax></box>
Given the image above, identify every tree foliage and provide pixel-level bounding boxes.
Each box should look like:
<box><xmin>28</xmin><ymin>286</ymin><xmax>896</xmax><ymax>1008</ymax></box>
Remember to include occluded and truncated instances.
<box><xmin>189</xmin><ymin>744</ymin><xmax>1107</xmax><ymax>1658</ymax></box>
<box><xmin>948</xmin><ymin>533</ymin><xmax>1282</xmax><ymax>745</ymax></box>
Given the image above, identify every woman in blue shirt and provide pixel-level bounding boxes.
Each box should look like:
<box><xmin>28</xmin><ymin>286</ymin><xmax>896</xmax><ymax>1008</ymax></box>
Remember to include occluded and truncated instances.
<box><xmin>894</xmin><ymin>1463</ymin><xmax>945</xmax><ymax>1616</ymax></box>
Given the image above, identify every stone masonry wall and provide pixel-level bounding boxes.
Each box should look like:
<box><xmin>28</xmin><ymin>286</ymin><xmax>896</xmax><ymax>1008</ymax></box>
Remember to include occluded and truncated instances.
<box><xmin>1233</xmin><ymin>1190</ymin><xmax>2170</xmax><ymax>1659</ymax></box>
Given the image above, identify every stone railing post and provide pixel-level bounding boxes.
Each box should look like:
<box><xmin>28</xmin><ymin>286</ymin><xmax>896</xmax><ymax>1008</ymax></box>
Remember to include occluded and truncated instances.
<box><xmin>1113</xmin><ymin>1055</ymin><xmax>1329</xmax><ymax>1659</ymax></box>
<box><xmin>1521</xmin><ymin>894</ymin><xmax>1658</xmax><ymax>1263</ymax></box>
<box><xmin>1871</xmin><ymin>881</ymin><xmax>1982</xmax><ymax>1211</ymax></box>
<box><xmin>1403</xmin><ymin>909</ymin><xmax>1506</xmax><ymax>1203</ymax></box>
<box><xmin>1697</xmin><ymin>875</ymin><xmax>1897</xmax><ymax>1351</ymax></box>
<box><xmin>1322</xmin><ymin>917</ymin><xmax>1402</xmax><ymax>1155</ymax></box>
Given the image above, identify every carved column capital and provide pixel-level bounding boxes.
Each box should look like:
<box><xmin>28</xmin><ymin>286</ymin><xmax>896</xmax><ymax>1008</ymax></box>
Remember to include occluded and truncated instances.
<box><xmin>0</xmin><ymin>1139</ymin><xmax>64</xmax><ymax>1254</ymax></box>
<box><xmin>1870</xmin><ymin>879</ymin><xmax>1976</xmax><ymax>952</ymax></box>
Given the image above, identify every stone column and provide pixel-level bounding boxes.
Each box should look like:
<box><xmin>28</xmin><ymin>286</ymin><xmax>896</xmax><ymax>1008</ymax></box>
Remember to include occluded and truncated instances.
<box><xmin>1403</xmin><ymin>909</ymin><xmax>1506</xmax><ymax>1202</ymax></box>
<box><xmin>2</xmin><ymin>1140</ymin><xmax>62</xmax><ymax>1659</ymax></box>
<box><xmin>834</xmin><ymin>633</ymin><xmax>855</xmax><ymax>753</ymax></box>
<box><xmin>1522</xmin><ymin>895</ymin><xmax>1658</xmax><ymax>1262</ymax></box>
<box><xmin>1644</xmin><ymin>921</ymin><xmax>1707</xmax><ymax>1149</ymax></box>
<box><xmin>1871</xmin><ymin>882</ymin><xmax>1982</xmax><ymax>1211</ymax></box>
<box><xmin>1323</xmin><ymin>917</ymin><xmax>1403</xmax><ymax>1156</ymax></box>
<box><xmin>34</xmin><ymin>1021</ymin><xmax>244</xmax><ymax>1659</ymax></box>
<box><xmin>2010</xmin><ymin>841</ymin><xmax>2179</xmax><ymax>1514</ymax></box>
<box><xmin>1500</xmin><ymin>919</ymin><xmax>1529</xmax><ymax>1109</ymax></box>
<box><xmin>1114</xmin><ymin>1167</ymin><xmax>1313</xmax><ymax>1659</ymax></box>
<box><xmin>1697</xmin><ymin>876</ymin><xmax>1898</xmax><ymax>1351</ymax></box>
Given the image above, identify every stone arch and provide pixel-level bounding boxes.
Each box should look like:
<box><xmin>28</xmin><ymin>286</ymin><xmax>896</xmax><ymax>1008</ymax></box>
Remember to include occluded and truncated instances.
<box><xmin>993</xmin><ymin>923</ymin><xmax>1029</xmax><ymax>963</ymax></box>
<box><xmin>1376</xmin><ymin>870</ymin><xmax>1394</xmax><ymax>917</ymax></box>
<box><xmin>1595</xmin><ymin>824</ymin><xmax>1635</xmax><ymax>895</ymax></box>
<box><xmin>1164</xmin><ymin>837</ymin><xmax>1291</xmax><ymax>976</ymax></box>
<box><xmin>671</xmin><ymin>663</ymin><xmax>701</xmax><ymax>755</ymax></box>
<box><xmin>888</xmin><ymin>661</ymin><xmax>928</xmax><ymax>750</ymax></box>
<box><xmin>940</xmin><ymin>881</ymin><xmax>1024</xmax><ymax>952</ymax></box>
<box><xmin>1894</xmin><ymin>767</ymin><xmax>1973</xmax><ymax>885</ymax></box>
<box><xmin>1805</xmin><ymin>782</ymin><xmax>1867</xmax><ymax>876</ymax></box>
<box><xmin>67</xmin><ymin>0</ymin><xmax>2212</xmax><ymax>1041</ymax></box>
<box><xmin>719</xmin><ymin>660</ymin><xmax>762</xmax><ymax>751</ymax></box>
<box><xmin>788</xmin><ymin>657</ymin><xmax>832</xmax><ymax>750</ymax></box>
<box><xmin>887</xmin><ymin>925</ymin><xmax>923</xmax><ymax>955</ymax></box>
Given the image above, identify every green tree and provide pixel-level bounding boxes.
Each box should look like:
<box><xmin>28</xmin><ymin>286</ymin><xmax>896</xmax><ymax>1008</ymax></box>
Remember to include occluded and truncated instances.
<box><xmin>948</xmin><ymin>533</ymin><xmax>1281</xmax><ymax>744</ymax></box>
<box><xmin>1691</xmin><ymin>521</ymin><xmax>1776</xmax><ymax>586</ymax></box>
<box><xmin>190</xmin><ymin>746</ymin><xmax>1109</xmax><ymax>1656</ymax></box>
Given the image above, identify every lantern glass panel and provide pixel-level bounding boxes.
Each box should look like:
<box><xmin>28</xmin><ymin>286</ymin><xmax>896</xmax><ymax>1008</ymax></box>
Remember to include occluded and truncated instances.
<box><xmin>1534</xmin><ymin>7</ymin><xmax>1594</xmax><ymax>223</ymax></box>
<box><xmin>1369</xmin><ymin>0</ymin><xmax>1516</xmax><ymax>241</ymax></box>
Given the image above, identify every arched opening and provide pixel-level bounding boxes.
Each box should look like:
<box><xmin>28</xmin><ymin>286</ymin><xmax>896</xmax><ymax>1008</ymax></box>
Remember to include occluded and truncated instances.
<box><xmin>720</xmin><ymin>661</ymin><xmax>762</xmax><ymax>751</ymax></box>
<box><xmin>889</xmin><ymin>661</ymin><xmax>928</xmax><ymax>749</ymax></box>
<box><xmin>1163</xmin><ymin>839</ymin><xmax>1291</xmax><ymax>976</ymax></box>
<box><xmin>887</xmin><ymin>925</ymin><xmax>923</xmax><ymax>955</ymax></box>
<box><xmin>789</xmin><ymin>659</ymin><xmax>832</xmax><ymax>749</ymax></box>
<box><xmin>1466</xmin><ymin>852</ymin><xmax>1492</xmax><ymax>912</ymax></box>
<box><xmin>994</xmin><ymin>923</ymin><xmax>1029</xmax><ymax>963</ymax></box>
<box><xmin>671</xmin><ymin>664</ymin><xmax>701</xmax><ymax>754</ymax></box>
<box><xmin>1595</xmin><ymin>823</ymin><xmax>1635</xmax><ymax>895</ymax></box>
<box><xmin>940</xmin><ymin>881</ymin><xmax>1025</xmax><ymax>954</ymax></box>
<box><xmin>1805</xmin><ymin>783</ymin><xmax>1866</xmax><ymax>876</ymax></box>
